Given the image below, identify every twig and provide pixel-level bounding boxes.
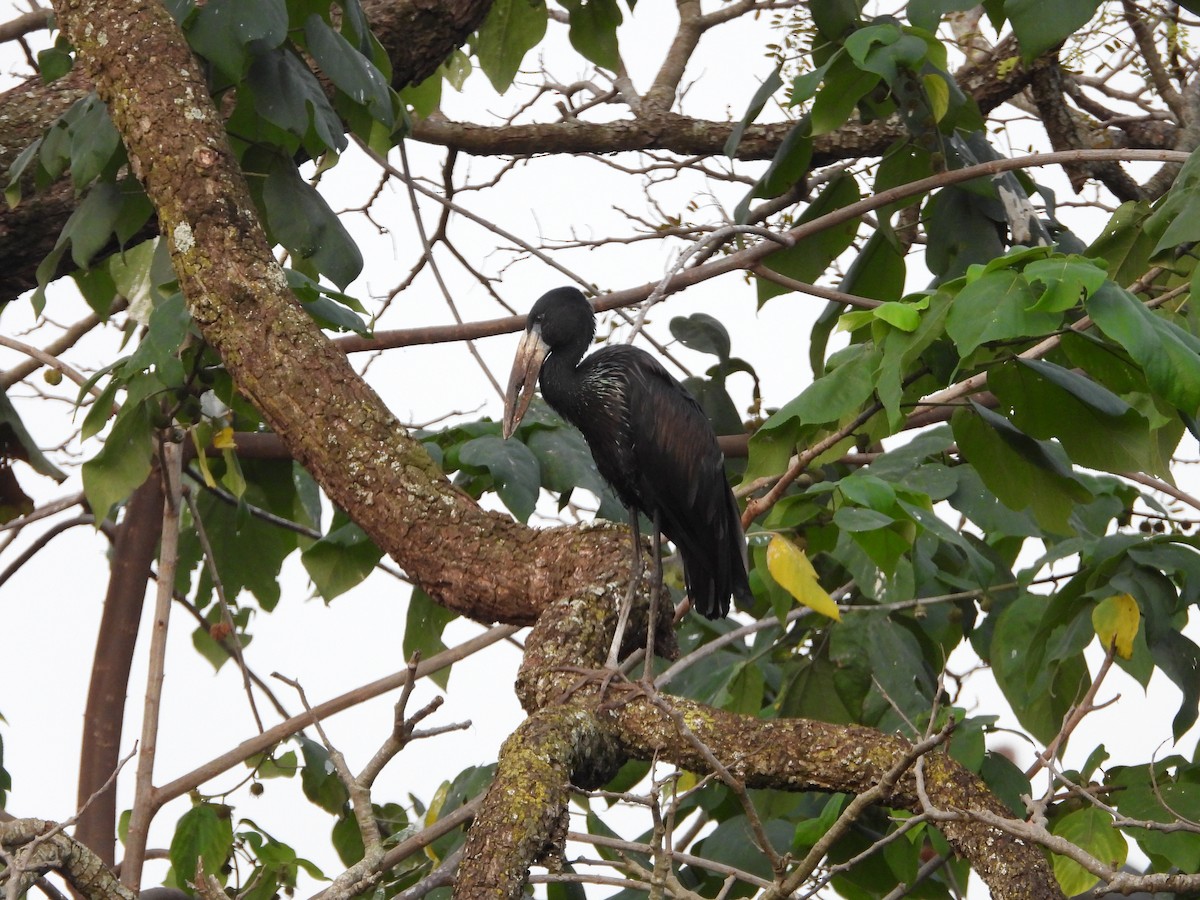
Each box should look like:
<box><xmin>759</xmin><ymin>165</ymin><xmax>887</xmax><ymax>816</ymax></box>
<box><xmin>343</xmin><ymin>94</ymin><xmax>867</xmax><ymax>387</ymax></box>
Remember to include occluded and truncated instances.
<box><xmin>1025</xmin><ymin>643</ymin><xmax>1118</xmax><ymax>780</ymax></box>
<box><xmin>121</xmin><ymin>439</ymin><xmax>182</xmax><ymax>891</ymax></box>
<box><xmin>640</xmin><ymin>688</ymin><xmax>784</xmax><ymax>873</ymax></box>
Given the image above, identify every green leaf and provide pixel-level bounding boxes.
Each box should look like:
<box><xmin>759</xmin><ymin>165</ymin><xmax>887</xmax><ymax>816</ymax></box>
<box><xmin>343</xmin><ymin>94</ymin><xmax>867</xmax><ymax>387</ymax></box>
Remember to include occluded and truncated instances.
<box><xmin>403</xmin><ymin>587</ymin><xmax>457</xmax><ymax>690</ymax></box>
<box><xmin>839</xmin><ymin>228</ymin><xmax>907</xmax><ymax>303</ymax></box>
<box><xmin>458</xmin><ymin>435</ymin><xmax>540</xmax><ymax>522</ymax></box>
<box><xmin>810</xmin><ymin>52</ymin><xmax>880</xmax><ymax>135</ymax></box>
<box><xmin>178</xmin><ymin>474</ymin><xmax>299</xmax><ymax>610</ymax></box>
<box><xmin>1049</xmin><ymin>808</ymin><xmax>1126</xmax><ymax>896</ymax></box>
<box><xmin>990</xmin><ymin>591</ymin><xmax>1091</xmax><ymax>744</ymax></box>
<box><xmin>82</xmin><ymin>400</ymin><xmax>156</xmax><ymax>523</ymax></box>
<box><xmin>474</xmin><ymin>0</ymin><xmax>547</xmax><ymax>93</ymax></box>
<box><xmin>1024</xmin><ymin>255</ymin><xmax>1108</xmax><ymax>312</ymax></box>
<box><xmin>952</xmin><ymin>403</ymin><xmax>1091</xmax><ymax>536</ymax></box>
<box><xmin>1086</xmin><ymin>281</ymin><xmax>1200</xmax><ymax>415</ymax></box>
<box><xmin>760</xmin><ymin>344</ymin><xmax>881</xmax><ymax>430</ymax></box>
<box><xmin>1111</xmin><ymin>766</ymin><xmax>1200</xmax><ymax>869</ymax></box>
<box><xmin>908</xmin><ymin>0</ymin><xmax>984</xmax><ymax>31</ymax></box>
<box><xmin>123</xmin><ymin>293</ymin><xmax>192</xmax><ymax>387</ymax></box>
<box><xmin>247</xmin><ymin>47</ymin><xmax>347</xmax><ymax>153</ymax></box>
<box><xmin>945</xmin><ymin>268</ymin><xmax>1060</xmax><ymax>356</ymax></box>
<box><xmin>66</xmin><ymin>94</ymin><xmax>121</xmax><ymax>191</ymax></box>
<box><xmin>186</xmin><ymin>0</ymin><xmax>288</xmax><ymax>79</ymax></box>
<box><xmin>169</xmin><ymin>803</ymin><xmax>234</xmax><ymax>883</ymax></box>
<box><xmin>560</xmin><ymin>0</ymin><xmax>622</xmax><ymax>70</ymax></box>
<box><xmin>261</xmin><ymin>157</ymin><xmax>363</xmax><ymax>289</ymax></box>
<box><xmin>285</xmin><ymin>268</ymin><xmax>370</xmax><ymax>335</ymax></box>
<box><xmin>1087</xmin><ymin>201</ymin><xmax>1156</xmax><ymax>286</ymax></box>
<box><xmin>304</xmin><ymin>15</ymin><xmax>395</xmax><ymax>129</ymax></box>
<box><xmin>725</xmin><ymin>65</ymin><xmax>783</xmax><ymax>156</ymax></box>
<box><xmin>298</xmin><ymin>736</ymin><xmax>349</xmax><ymax>814</ymax></box>
<box><xmin>524</xmin><ymin>423</ymin><xmax>623</xmax><ymax>521</ymax></box>
<box><xmin>669</xmin><ymin>313</ymin><xmax>731</xmax><ymax>361</ymax></box>
<box><xmin>990</xmin><ymin>358</ymin><xmax>1162</xmax><ymax>477</ymax></box>
<box><xmin>0</xmin><ymin>390</ymin><xmax>66</xmax><ymax>482</ymax></box>
<box><xmin>1004</xmin><ymin>0</ymin><xmax>1101</xmax><ymax>61</ymax></box>
<box><xmin>757</xmin><ymin>175</ymin><xmax>861</xmax><ymax>303</ymax></box>
<box><xmin>37</xmin><ymin>46</ymin><xmax>74</xmax><ymax>83</ymax></box>
<box><xmin>301</xmin><ymin>516</ymin><xmax>383</xmax><ymax>601</ymax></box>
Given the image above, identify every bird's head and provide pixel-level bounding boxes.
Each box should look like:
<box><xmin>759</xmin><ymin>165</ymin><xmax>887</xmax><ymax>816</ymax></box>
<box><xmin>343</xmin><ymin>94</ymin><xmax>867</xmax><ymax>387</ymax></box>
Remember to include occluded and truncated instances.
<box><xmin>502</xmin><ymin>287</ymin><xmax>596</xmax><ymax>438</ymax></box>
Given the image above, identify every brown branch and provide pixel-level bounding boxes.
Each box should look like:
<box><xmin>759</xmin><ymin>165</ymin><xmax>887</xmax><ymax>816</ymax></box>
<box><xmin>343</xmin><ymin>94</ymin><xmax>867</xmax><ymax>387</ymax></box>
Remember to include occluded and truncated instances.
<box><xmin>0</xmin><ymin>819</ymin><xmax>135</xmax><ymax>900</ymax></box>
<box><xmin>486</xmin><ymin>592</ymin><xmax>1064</xmax><ymax>900</ymax></box>
<box><xmin>73</xmin><ymin>471</ymin><xmax>163</xmax><ymax>865</ymax></box>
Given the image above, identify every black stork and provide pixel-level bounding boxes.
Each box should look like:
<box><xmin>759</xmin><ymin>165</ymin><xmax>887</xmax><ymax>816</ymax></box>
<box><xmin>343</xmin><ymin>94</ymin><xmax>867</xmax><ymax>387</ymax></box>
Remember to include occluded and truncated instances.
<box><xmin>502</xmin><ymin>286</ymin><xmax>753</xmax><ymax>667</ymax></box>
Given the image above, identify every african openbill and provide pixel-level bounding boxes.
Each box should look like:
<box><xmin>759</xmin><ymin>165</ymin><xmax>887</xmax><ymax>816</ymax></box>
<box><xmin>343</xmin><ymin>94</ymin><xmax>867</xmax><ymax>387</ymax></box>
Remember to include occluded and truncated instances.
<box><xmin>502</xmin><ymin>286</ymin><xmax>753</xmax><ymax>667</ymax></box>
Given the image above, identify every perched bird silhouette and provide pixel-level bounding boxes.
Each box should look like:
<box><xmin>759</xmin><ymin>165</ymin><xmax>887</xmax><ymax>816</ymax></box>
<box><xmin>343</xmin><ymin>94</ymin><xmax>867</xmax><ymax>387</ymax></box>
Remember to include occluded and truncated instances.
<box><xmin>502</xmin><ymin>286</ymin><xmax>753</xmax><ymax>663</ymax></box>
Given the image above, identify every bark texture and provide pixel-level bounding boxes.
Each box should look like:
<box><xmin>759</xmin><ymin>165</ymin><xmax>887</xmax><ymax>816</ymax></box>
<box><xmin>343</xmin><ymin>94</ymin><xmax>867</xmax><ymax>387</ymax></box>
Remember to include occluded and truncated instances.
<box><xmin>454</xmin><ymin>592</ymin><xmax>1066</xmax><ymax>900</ymax></box>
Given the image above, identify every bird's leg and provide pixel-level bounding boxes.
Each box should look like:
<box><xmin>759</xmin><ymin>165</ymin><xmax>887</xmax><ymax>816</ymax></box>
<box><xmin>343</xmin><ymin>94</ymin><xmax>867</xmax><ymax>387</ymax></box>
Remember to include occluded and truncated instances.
<box><xmin>605</xmin><ymin>510</ymin><xmax>642</xmax><ymax>669</ymax></box>
<box><xmin>642</xmin><ymin>510</ymin><xmax>663</xmax><ymax>683</ymax></box>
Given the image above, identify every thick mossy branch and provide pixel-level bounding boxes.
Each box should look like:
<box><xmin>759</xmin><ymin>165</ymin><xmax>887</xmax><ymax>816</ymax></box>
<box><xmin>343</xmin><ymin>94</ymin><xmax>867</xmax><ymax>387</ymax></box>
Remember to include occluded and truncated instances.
<box><xmin>46</xmin><ymin>0</ymin><xmax>638</xmax><ymax>627</ymax></box>
<box><xmin>456</xmin><ymin>706</ymin><xmax>623</xmax><ymax>900</ymax></box>
<box><xmin>502</xmin><ymin>596</ymin><xmax>1065</xmax><ymax>900</ymax></box>
<box><xmin>0</xmin><ymin>818</ymin><xmax>136</xmax><ymax>900</ymax></box>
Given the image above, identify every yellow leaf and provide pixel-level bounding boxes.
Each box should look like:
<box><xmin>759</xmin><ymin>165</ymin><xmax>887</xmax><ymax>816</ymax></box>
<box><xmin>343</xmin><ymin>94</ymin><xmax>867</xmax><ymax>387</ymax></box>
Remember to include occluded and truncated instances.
<box><xmin>922</xmin><ymin>74</ymin><xmax>949</xmax><ymax>123</ymax></box>
<box><xmin>1092</xmin><ymin>594</ymin><xmax>1139</xmax><ymax>659</ymax></box>
<box><xmin>189</xmin><ymin>428</ymin><xmax>217</xmax><ymax>489</ymax></box>
<box><xmin>766</xmin><ymin>535</ymin><xmax>840</xmax><ymax>621</ymax></box>
<box><xmin>212</xmin><ymin>426</ymin><xmax>237</xmax><ymax>449</ymax></box>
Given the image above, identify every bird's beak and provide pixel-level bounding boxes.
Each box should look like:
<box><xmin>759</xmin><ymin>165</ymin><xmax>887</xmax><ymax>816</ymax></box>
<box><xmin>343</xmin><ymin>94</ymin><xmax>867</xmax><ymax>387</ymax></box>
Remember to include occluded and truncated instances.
<box><xmin>502</xmin><ymin>324</ymin><xmax>548</xmax><ymax>439</ymax></box>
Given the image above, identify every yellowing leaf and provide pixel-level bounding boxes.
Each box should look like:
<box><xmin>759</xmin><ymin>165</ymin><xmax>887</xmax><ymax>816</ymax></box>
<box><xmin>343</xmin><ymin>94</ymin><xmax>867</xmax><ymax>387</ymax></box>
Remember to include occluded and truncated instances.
<box><xmin>922</xmin><ymin>73</ymin><xmax>949</xmax><ymax>123</ymax></box>
<box><xmin>190</xmin><ymin>427</ymin><xmax>217</xmax><ymax>489</ymax></box>
<box><xmin>1092</xmin><ymin>593</ymin><xmax>1139</xmax><ymax>659</ymax></box>
<box><xmin>212</xmin><ymin>426</ymin><xmax>237</xmax><ymax>449</ymax></box>
<box><xmin>766</xmin><ymin>535</ymin><xmax>841</xmax><ymax>620</ymax></box>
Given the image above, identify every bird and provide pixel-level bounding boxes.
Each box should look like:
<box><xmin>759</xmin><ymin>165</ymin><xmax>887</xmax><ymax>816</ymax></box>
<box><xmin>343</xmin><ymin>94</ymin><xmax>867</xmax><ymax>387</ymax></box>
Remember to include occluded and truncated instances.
<box><xmin>502</xmin><ymin>286</ymin><xmax>753</xmax><ymax>666</ymax></box>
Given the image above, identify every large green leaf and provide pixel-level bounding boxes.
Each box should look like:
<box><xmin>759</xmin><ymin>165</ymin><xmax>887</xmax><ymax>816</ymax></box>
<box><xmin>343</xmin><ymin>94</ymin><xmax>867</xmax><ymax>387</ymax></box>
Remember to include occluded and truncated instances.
<box><xmin>560</xmin><ymin>0</ymin><xmax>622</xmax><ymax>70</ymax></box>
<box><xmin>1004</xmin><ymin>0</ymin><xmax>1101</xmax><ymax>61</ymax></box>
<box><xmin>758</xmin><ymin>343</ymin><xmax>881</xmax><ymax>433</ymax></box>
<box><xmin>1049</xmin><ymin>808</ymin><xmax>1127</xmax><ymax>896</ymax></box>
<box><xmin>1085</xmin><ymin>281</ymin><xmax>1200</xmax><ymax>416</ymax></box>
<box><xmin>474</xmin><ymin>0</ymin><xmax>547</xmax><ymax>93</ymax></box>
<box><xmin>989</xmin><ymin>591</ymin><xmax>1091</xmax><ymax>744</ymax></box>
<box><xmin>261</xmin><ymin>157</ymin><xmax>363</xmax><ymax>289</ymax></box>
<box><xmin>525</xmin><ymin>423</ymin><xmax>624</xmax><ymax>521</ymax></box>
<box><xmin>169</xmin><ymin>803</ymin><xmax>234</xmax><ymax>883</ymax></box>
<box><xmin>247</xmin><ymin>47</ymin><xmax>347</xmax><ymax>153</ymax></box>
<box><xmin>990</xmin><ymin>358</ymin><xmax>1162</xmax><ymax>476</ymax></box>
<box><xmin>81</xmin><ymin>399</ymin><xmax>156</xmax><ymax>523</ymax></box>
<box><xmin>458</xmin><ymin>434</ymin><xmax>540</xmax><ymax>522</ymax></box>
<box><xmin>301</xmin><ymin>515</ymin><xmax>383</xmax><ymax>601</ymax></box>
<box><xmin>304</xmin><ymin>15</ymin><xmax>395</xmax><ymax>129</ymax></box>
<box><xmin>403</xmin><ymin>587</ymin><xmax>458</xmax><ymax>690</ymax></box>
<box><xmin>725</xmin><ymin>65</ymin><xmax>783</xmax><ymax>157</ymax></box>
<box><xmin>944</xmin><ymin>268</ymin><xmax>1060</xmax><ymax>357</ymax></box>
<box><xmin>1109</xmin><ymin>764</ymin><xmax>1200</xmax><ymax>870</ymax></box>
<box><xmin>186</xmin><ymin>0</ymin><xmax>287</xmax><ymax>79</ymax></box>
<box><xmin>757</xmin><ymin>175</ymin><xmax>861</xmax><ymax>303</ymax></box>
<box><xmin>298</xmin><ymin>736</ymin><xmax>349</xmax><ymax>814</ymax></box>
<box><xmin>952</xmin><ymin>403</ymin><xmax>1091</xmax><ymax>535</ymax></box>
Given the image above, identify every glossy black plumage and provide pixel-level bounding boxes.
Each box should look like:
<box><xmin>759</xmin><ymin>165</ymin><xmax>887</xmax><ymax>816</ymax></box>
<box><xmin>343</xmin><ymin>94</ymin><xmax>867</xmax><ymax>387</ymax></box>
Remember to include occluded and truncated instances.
<box><xmin>502</xmin><ymin>286</ymin><xmax>752</xmax><ymax>618</ymax></box>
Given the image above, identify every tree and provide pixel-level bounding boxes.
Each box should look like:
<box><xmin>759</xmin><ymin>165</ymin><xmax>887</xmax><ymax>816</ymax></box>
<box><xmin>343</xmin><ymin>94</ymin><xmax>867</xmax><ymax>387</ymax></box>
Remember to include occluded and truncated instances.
<box><xmin>2</xmin><ymin>1</ymin><xmax>1200</xmax><ymax>899</ymax></box>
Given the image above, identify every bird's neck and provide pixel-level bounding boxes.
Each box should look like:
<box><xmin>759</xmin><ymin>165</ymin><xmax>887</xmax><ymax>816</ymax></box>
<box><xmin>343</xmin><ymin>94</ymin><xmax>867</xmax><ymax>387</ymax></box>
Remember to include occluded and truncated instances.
<box><xmin>540</xmin><ymin>346</ymin><xmax>591</xmax><ymax>420</ymax></box>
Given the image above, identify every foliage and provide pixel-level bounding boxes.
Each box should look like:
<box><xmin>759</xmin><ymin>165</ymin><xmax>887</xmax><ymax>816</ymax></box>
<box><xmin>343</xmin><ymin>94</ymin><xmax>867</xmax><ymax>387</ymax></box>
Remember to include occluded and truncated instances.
<box><xmin>3</xmin><ymin>0</ymin><xmax>1200</xmax><ymax>899</ymax></box>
